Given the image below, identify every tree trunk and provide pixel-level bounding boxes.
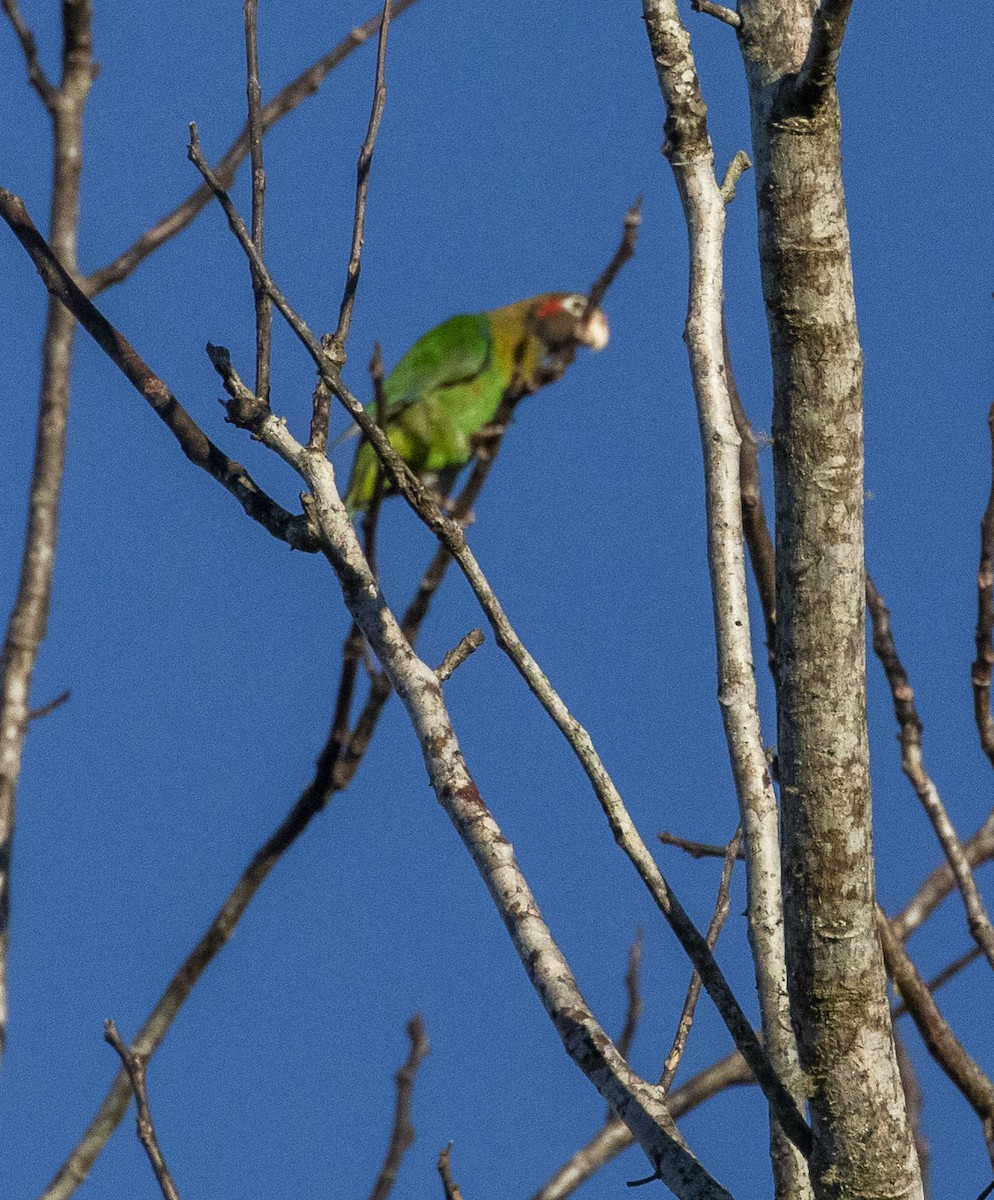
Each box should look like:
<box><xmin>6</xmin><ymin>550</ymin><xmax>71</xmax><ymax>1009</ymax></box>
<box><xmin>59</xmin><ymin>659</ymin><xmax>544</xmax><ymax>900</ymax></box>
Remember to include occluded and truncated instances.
<box><xmin>738</xmin><ymin>3</ymin><xmax>923</xmax><ymax>1197</ymax></box>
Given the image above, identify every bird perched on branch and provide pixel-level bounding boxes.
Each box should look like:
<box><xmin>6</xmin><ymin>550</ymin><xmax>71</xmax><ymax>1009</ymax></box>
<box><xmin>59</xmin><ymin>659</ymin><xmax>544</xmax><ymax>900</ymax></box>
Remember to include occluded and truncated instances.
<box><xmin>343</xmin><ymin>292</ymin><xmax>609</xmax><ymax>513</ymax></box>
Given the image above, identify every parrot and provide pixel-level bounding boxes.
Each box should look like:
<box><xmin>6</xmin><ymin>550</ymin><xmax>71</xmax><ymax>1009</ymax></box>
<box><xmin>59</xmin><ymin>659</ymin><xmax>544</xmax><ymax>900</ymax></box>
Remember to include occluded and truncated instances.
<box><xmin>343</xmin><ymin>292</ymin><xmax>609</xmax><ymax>513</ymax></box>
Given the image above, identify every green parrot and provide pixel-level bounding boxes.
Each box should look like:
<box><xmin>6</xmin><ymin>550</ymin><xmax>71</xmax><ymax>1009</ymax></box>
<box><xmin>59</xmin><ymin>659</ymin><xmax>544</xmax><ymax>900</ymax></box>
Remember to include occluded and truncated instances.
<box><xmin>343</xmin><ymin>292</ymin><xmax>609</xmax><ymax>513</ymax></box>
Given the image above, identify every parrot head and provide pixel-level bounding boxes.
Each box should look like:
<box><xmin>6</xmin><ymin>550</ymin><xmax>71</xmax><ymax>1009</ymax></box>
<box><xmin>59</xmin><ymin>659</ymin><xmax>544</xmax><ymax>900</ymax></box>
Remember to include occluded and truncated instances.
<box><xmin>529</xmin><ymin>293</ymin><xmax>610</xmax><ymax>354</ymax></box>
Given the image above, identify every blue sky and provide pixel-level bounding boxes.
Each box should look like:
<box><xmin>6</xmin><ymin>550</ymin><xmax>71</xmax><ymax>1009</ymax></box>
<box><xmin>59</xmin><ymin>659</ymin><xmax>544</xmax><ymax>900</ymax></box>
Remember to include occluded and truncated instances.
<box><xmin>2</xmin><ymin>2</ymin><xmax>993</xmax><ymax>1198</ymax></box>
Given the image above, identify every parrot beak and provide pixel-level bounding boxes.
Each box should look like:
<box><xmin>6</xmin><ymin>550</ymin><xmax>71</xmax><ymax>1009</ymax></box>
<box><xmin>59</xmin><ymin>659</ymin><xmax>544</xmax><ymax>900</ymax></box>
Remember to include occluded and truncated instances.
<box><xmin>578</xmin><ymin>308</ymin><xmax>610</xmax><ymax>352</ymax></box>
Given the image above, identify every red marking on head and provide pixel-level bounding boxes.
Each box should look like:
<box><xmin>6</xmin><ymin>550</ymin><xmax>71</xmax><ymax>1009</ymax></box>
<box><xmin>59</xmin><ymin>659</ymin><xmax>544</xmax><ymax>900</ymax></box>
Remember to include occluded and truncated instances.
<box><xmin>534</xmin><ymin>296</ymin><xmax>565</xmax><ymax>320</ymax></box>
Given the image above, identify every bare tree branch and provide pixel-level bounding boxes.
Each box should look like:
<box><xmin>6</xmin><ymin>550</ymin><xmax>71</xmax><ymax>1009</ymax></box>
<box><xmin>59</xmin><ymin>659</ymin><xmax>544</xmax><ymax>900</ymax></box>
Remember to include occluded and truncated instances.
<box><xmin>16</xmin><ymin>130</ymin><xmax>782</xmax><ymax>1191</ymax></box>
<box><xmin>722</xmin><ymin>320</ymin><xmax>776</xmax><ymax>674</ymax></box>
<box><xmin>243</xmin><ymin>0</ymin><xmax>271</xmax><ymax>406</ymax></box>
<box><xmin>435</xmin><ymin>630</ymin><xmax>484</xmax><ymax>683</ymax></box>
<box><xmin>661</xmin><ymin>829</ymin><xmax>742</xmax><ymax>1090</ymax></box>
<box><xmin>891</xmin><ymin>811</ymin><xmax>994</xmax><ymax>941</ymax></box>
<box><xmin>617</xmin><ymin>929</ymin><xmax>645</xmax><ymax>1065</ymax></box>
<box><xmin>718</xmin><ymin>152</ymin><xmax>751</xmax><ymax>203</ymax></box>
<box><xmin>893</xmin><ymin>1025</ymin><xmax>932</xmax><ymax>1200</ymax></box>
<box><xmin>584</xmin><ymin>196</ymin><xmax>641</xmax><ymax>317</ymax></box>
<box><xmin>868</xmin><ymin>575</ymin><xmax>994</xmax><ymax>970</ymax></box>
<box><xmin>690</xmin><ymin>0</ymin><xmax>741</xmax><ymax>29</ymax></box>
<box><xmin>642</xmin><ymin>4</ymin><xmax>810</xmax><ymax>1188</ymax></box>
<box><xmin>103</xmin><ymin>1022</ymin><xmax>181</xmax><ymax>1200</ymax></box>
<box><xmin>791</xmin><ymin>0</ymin><xmax>857</xmax><ymax>113</ymax></box>
<box><xmin>735</xmin><ymin>0</ymin><xmax>921</xmax><ymax>1183</ymax></box>
<box><xmin>533</xmin><ymin>930</ymin><xmax>991</xmax><ymax>1200</ymax></box>
<box><xmin>0</xmin><ymin>0</ymin><xmax>95</xmax><ymax>1068</ymax></box>
<box><xmin>185</xmin><ymin>174</ymin><xmax>786</xmax><ymax>1164</ymax></box>
<box><xmin>83</xmin><ymin>0</ymin><xmax>425</xmax><ymax>297</ymax></box>
<box><xmin>1</xmin><ymin>0</ymin><xmax>58</xmax><ymax>110</ymax></box>
<box><xmin>326</xmin><ymin>0</ymin><xmax>392</xmax><ymax>382</ymax></box>
<box><xmin>438</xmin><ymin>1145</ymin><xmax>466</xmax><ymax>1200</ymax></box>
<box><xmin>531</xmin><ymin>1052</ymin><xmax>754</xmax><ymax>1200</ymax></box>
<box><xmin>972</xmin><ymin>403</ymin><xmax>994</xmax><ymax>766</ymax></box>
<box><xmin>659</xmin><ymin>831</ymin><xmax>745</xmax><ymax>860</ymax></box>
<box><xmin>236</xmin><ymin>404</ymin><xmax>731</xmax><ymax>1198</ymax></box>
<box><xmin>0</xmin><ymin>189</ymin><xmax>318</xmax><ymax>552</ymax></box>
<box><xmin>40</xmin><ymin>476</ymin><xmax>477</xmax><ymax>1200</ymax></box>
<box><xmin>367</xmin><ymin>1015</ymin><xmax>431</xmax><ymax>1200</ymax></box>
<box><xmin>877</xmin><ymin>910</ymin><xmax>994</xmax><ymax>1165</ymax></box>
<box><xmin>27</xmin><ymin>689</ymin><xmax>71</xmax><ymax>722</ymax></box>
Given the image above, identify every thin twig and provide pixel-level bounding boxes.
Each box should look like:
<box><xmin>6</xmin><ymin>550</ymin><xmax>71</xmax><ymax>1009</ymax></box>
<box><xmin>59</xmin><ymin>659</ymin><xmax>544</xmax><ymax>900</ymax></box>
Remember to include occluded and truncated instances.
<box><xmin>359</xmin><ymin>344</ymin><xmax>389</xmax><ymax>569</ymax></box>
<box><xmin>602</xmin><ymin>928</ymin><xmax>647</xmax><ymax>1122</ymax></box>
<box><xmin>326</xmin><ymin>0</ymin><xmax>391</xmax><ymax>378</ymax></box>
<box><xmin>27</xmin><ymin>689</ymin><xmax>72</xmax><ymax>721</ymax></box>
<box><xmin>438</xmin><ymin>1145</ymin><xmax>465</xmax><ymax>1200</ymax></box>
<box><xmin>584</xmin><ymin>196</ymin><xmax>641</xmax><ymax>319</ymax></box>
<box><xmin>435</xmin><ymin>631</ymin><xmax>484</xmax><ymax>683</ymax></box>
<box><xmin>972</xmin><ymin>403</ymin><xmax>994</xmax><ymax>766</ymax></box>
<box><xmin>244</xmin><ymin>0</ymin><xmax>271</xmax><ymax>405</ymax></box>
<box><xmin>188</xmin><ymin>134</ymin><xmax>326</xmax><ymax>361</ymax></box>
<box><xmin>367</xmin><ymin>1015</ymin><xmax>431</xmax><ymax>1200</ymax></box>
<box><xmin>659</xmin><ymin>831</ymin><xmax>744</xmax><ymax>860</ymax></box>
<box><xmin>616</xmin><ymin>928</ymin><xmax>645</xmax><ymax>1064</ymax></box>
<box><xmin>661</xmin><ymin>828</ymin><xmax>742</xmax><ymax>1090</ymax></box>
<box><xmin>1</xmin><ymin>0</ymin><xmax>58</xmax><ymax>110</ymax></box>
<box><xmin>83</xmin><ymin>0</ymin><xmax>425</xmax><ymax>297</ymax></box>
<box><xmin>0</xmin><ymin>190</ymin><xmax>318</xmax><ymax>552</ymax></box>
<box><xmin>868</xmin><ymin>574</ymin><xmax>994</xmax><ymax>971</ymax></box>
<box><xmin>690</xmin><ymin>0</ymin><xmax>741</xmax><ymax>28</ymax></box>
<box><xmin>103</xmin><ymin>1022</ymin><xmax>182</xmax><ymax>1200</ymax></box>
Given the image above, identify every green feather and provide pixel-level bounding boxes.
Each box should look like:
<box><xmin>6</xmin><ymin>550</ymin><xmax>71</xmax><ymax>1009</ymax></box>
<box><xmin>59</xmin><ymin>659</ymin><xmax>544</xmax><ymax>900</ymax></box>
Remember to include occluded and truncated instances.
<box><xmin>342</xmin><ymin>293</ymin><xmax>607</xmax><ymax>514</ymax></box>
<box><xmin>344</xmin><ymin>310</ymin><xmax>511</xmax><ymax>513</ymax></box>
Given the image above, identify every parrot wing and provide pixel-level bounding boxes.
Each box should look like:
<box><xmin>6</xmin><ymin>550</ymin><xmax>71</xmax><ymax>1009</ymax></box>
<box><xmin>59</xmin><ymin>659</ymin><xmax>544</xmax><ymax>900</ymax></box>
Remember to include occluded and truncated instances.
<box><xmin>382</xmin><ymin>312</ymin><xmax>493</xmax><ymax>414</ymax></box>
<box><xmin>333</xmin><ymin>313</ymin><xmax>492</xmax><ymax>450</ymax></box>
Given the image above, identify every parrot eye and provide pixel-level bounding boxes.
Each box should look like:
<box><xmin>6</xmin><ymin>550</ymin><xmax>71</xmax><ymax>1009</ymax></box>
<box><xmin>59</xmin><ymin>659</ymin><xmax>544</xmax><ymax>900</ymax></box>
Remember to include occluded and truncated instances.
<box><xmin>561</xmin><ymin>294</ymin><xmax>587</xmax><ymax>316</ymax></box>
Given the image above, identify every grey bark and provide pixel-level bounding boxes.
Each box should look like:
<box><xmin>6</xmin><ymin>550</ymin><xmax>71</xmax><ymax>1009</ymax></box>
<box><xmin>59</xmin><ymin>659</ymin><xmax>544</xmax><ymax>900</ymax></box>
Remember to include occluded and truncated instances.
<box><xmin>0</xmin><ymin>0</ymin><xmax>95</xmax><ymax>1066</ymax></box>
<box><xmin>736</xmin><ymin>2</ymin><xmax>923</xmax><ymax>1196</ymax></box>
